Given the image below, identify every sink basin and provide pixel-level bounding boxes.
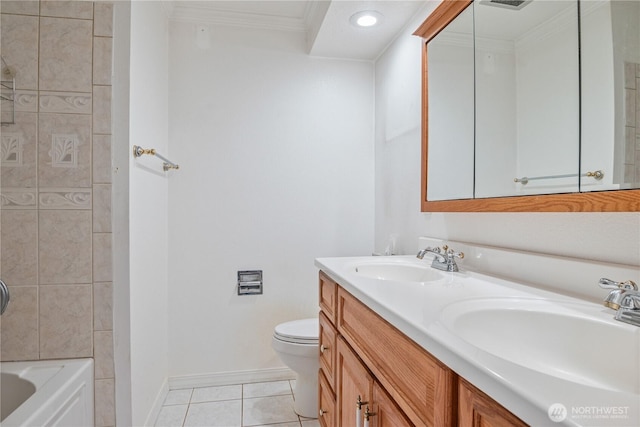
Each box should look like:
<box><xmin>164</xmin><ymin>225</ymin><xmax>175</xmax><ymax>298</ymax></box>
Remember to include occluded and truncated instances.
<box><xmin>353</xmin><ymin>262</ymin><xmax>443</xmax><ymax>283</ymax></box>
<box><xmin>440</xmin><ymin>298</ymin><xmax>640</xmax><ymax>394</ymax></box>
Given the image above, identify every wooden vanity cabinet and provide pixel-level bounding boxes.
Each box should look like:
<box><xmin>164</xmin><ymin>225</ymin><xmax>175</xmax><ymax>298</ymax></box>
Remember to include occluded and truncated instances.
<box><xmin>318</xmin><ymin>272</ymin><xmax>526</xmax><ymax>427</ymax></box>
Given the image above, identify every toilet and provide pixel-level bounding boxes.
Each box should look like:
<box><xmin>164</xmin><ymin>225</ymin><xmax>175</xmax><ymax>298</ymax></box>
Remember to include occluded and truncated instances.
<box><xmin>272</xmin><ymin>318</ymin><xmax>319</xmax><ymax>418</ymax></box>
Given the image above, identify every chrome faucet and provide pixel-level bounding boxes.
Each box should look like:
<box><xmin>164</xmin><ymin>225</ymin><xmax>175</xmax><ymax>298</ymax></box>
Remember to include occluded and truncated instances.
<box><xmin>599</xmin><ymin>278</ymin><xmax>640</xmax><ymax>327</ymax></box>
<box><xmin>417</xmin><ymin>245</ymin><xmax>464</xmax><ymax>272</ymax></box>
<box><xmin>0</xmin><ymin>279</ymin><xmax>9</xmax><ymax>315</ymax></box>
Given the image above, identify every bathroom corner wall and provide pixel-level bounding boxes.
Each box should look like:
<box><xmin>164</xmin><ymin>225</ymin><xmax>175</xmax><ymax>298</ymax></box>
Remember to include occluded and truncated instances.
<box><xmin>0</xmin><ymin>1</ymin><xmax>116</xmax><ymax>426</ymax></box>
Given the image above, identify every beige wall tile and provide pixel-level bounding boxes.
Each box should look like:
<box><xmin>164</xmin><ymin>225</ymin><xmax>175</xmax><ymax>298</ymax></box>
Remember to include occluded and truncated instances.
<box><xmin>93</xmin><ymin>134</ymin><xmax>112</xmax><ymax>184</ymax></box>
<box><xmin>40</xmin><ymin>0</ymin><xmax>93</xmax><ymax>19</ymax></box>
<box><xmin>93</xmin><ymin>184</ymin><xmax>112</xmax><ymax>232</ymax></box>
<box><xmin>38</xmin><ymin>113</ymin><xmax>91</xmax><ymax>188</ymax></box>
<box><xmin>626</xmin><ymin>127</ymin><xmax>636</xmax><ymax>164</ymax></box>
<box><xmin>93</xmin><ymin>282</ymin><xmax>113</xmax><ymax>331</ymax></box>
<box><xmin>94</xmin><ymin>330</ymin><xmax>114</xmax><ymax>379</ymax></box>
<box><xmin>1</xmin><ymin>112</ymin><xmax>38</xmax><ymax>188</ymax></box>
<box><xmin>40</xmin><ymin>91</ymin><xmax>92</xmax><ymax>114</ymax></box>
<box><xmin>0</xmin><ymin>1</ymin><xmax>40</xmax><ymax>15</ymax></box>
<box><xmin>93</xmin><ymin>233</ymin><xmax>113</xmax><ymax>282</ymax></box>
<box><xmin>39</xmin><ymin>210</ymin><xmax>92</xmax><ymax>284</ymax></box>
<box><xmin>0</xmin><ymin>286</ymin><xmax>38</xmax><ymax>361</ymax></box>
<box><xmin>94</xmin><ymin>2</ymin><xmax>113</xmax><ymax>37</ymax></box>
<box><xmin>40</xmin><ymin>17</ymin><xmax>92</xmax><ymax>92</ymax></box>
<box><xmin>95</xmin><ymin>378</ymin><xmax>116</xmax><ymax>427</ymax></box>
<box><xmin>625</xmin><ymin>62</ymin><xmax>637</xmax><ymax>90</ymax></box>
<box><xmin>0</xmin><ymin>14</ymin><xmax>38</xmax><ymax>90</ymax></box>
<box><xmin>94</xmin><ymin>37</ymin><xmax>112</xmax><ymax>86</ymax></box>
<box><xmin>626</xmin><ymin>89</ymin><xmax>637</xmax><ymax>128</ymax></box>
<box><xmin>40</xmin><ymin>285</ymin><xmax>93</xmax><ymax>359</ymax></box>
<box><xmin>1</xmin><ymin>210</ymin><xmax>38</xmax><ymax>285</ymax></box>
<box><xmin>93</xmin><ymin>86</ymin><xmax>112</xmax><ymax>135</ymax></box>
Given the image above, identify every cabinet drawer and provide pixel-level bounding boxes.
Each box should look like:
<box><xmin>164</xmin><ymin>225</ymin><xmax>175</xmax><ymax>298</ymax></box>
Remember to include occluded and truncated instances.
<box><xmin>319</xmin><ymin>370</ymin><xmax>337</xmax><ymax>427</ymax></box>
<box><xmin>319</xmin><ymin>271</ymin><xmax>338</xmax><ymax>323</ymax></box>
<box><xmin>319</xmin><ymin>311</ymin><xmax>337</xmax><ymax>392</ymax></box>
<box><xmin>337</xmin><ymin>287</ymin><xmax>456</xmax><ymax>427</ymax></box>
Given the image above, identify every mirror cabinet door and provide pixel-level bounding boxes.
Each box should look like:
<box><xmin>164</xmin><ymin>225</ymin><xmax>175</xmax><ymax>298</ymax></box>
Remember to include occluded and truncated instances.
<box><xmin>474</xmin><ymin>0</ymin><xmax>579</xmax><ymax>198</ymax></box>
<box><xmin>427</xmin><ymin>5</ymin><xmax>474</xmax><ymax>201</ymax></box>
<box><xmin>581</xmin><ymin>0</ymin><xmax>640</xmax><ymax>192</ymax></box>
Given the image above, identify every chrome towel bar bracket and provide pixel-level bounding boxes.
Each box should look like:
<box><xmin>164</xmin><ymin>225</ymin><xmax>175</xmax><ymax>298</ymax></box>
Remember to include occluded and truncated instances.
<box><xmin>132</xmin><ymin>145</ymin><xmax>179</xmax><ymax>171</ymax></box>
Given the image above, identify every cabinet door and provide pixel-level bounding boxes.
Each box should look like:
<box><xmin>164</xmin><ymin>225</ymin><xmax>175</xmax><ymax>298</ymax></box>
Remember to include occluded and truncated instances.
<box><xmin>459</xmin><ymin>378</ymin><xmax>528</xmax><ymax>427</ymax></box>
<box><xmin>319</xmin><ymin>370</ymin><xmax>336</xmax><ymax>427</ymax></box>
<box><xmin>371</xmin><ymin>381</ymin><xmax>413</xmax><ymax>427</ymax></box>
<box><xmin>319</xmin><ymin>311</ymin><xmax>337</xmax><ymax>390</ymax></box>
<box><xmin>337</xmin><ymin>336</ymin><xmax>373</xmax><ymax>427</ymax></box>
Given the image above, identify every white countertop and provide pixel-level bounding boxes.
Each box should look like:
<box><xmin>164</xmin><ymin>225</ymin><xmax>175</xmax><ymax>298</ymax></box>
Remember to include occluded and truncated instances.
<box><xmin>315</xmin><ymin>255</ymin><xmax>640</xmax><ymax>427</ymax></box>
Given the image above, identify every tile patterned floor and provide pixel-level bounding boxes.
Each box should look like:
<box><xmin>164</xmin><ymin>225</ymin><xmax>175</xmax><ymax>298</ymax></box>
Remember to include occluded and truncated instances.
<box><xmin>154</xmin><ymin>380</ymin><xmax>321</xmax><ymax>427</ymax></box>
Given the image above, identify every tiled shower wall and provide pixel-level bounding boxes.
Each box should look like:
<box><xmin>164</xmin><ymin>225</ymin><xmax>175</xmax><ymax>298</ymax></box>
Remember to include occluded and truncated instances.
<box><xmin>624</xmin><ymin>62</ymin><xmax>640</xmax><ymax>184</ymax></box>
<box><xmin>0</xmin><ymin>1</ymin><xmax>115</xmax><ymax>425</ymax></box>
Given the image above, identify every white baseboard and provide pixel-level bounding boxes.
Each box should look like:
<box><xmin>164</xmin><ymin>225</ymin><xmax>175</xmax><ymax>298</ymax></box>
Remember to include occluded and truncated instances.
<box><xmin>144</xmin><ymin>377</ymin><xmax>169</xmax><ymax>427</ymax></box>
<box><xmin>168</xmin><ymin>367</ymin><xmax>295</xmax><ymax>390</ymax></box>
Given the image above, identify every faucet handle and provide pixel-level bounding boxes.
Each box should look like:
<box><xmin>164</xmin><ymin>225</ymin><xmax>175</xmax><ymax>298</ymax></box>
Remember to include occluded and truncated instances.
<box><xmin>598</xmin><ymin>278</ymin><xmax>638</xmax><ymax>291</ymax></box>
<box><xmin>443</xmin><ymin>245</ymin><xmax>464</xmax><ymax>260</ymax></box>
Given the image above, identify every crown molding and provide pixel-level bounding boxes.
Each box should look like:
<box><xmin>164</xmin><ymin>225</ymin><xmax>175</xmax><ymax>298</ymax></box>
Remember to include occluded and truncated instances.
<box><xmin>169</xmin><ymin>1</ymin><xmax>325</xmax><ymax>33</ymax></box>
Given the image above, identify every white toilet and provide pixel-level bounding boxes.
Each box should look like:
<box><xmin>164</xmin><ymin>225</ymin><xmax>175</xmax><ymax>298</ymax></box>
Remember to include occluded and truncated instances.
<box><xmin>272</xmin><ymin>318</ymin><xmax>319</xmax><ymax>418</ymax></box>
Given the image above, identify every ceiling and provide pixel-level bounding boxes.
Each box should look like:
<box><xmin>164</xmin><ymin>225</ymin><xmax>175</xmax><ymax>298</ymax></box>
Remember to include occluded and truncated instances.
<box><xmin>168</xmin><ymin>1</ymin><xmax>428</xmax><ymax>60</ymax></box>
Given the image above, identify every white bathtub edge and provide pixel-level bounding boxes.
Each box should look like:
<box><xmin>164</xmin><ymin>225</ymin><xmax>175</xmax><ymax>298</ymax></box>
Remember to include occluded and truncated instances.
<box><xmin>1</xmin><ymin>359</ymin><xmax>94</xmax><ymax>427</ymax></box>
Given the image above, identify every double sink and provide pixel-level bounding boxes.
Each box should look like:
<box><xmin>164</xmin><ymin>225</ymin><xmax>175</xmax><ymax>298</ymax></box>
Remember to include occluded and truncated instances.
<box><xmin>318</xmin><ymin>255</ymin><xmax>640</xmax><ymax>425</ymax></box>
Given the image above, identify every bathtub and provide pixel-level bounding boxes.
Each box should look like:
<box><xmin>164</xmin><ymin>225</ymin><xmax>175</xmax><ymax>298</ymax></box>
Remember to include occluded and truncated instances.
<box><xmin>1</xmin><ymin>359</ymin><xmax>94</xmax><ymax>427</ymax></box>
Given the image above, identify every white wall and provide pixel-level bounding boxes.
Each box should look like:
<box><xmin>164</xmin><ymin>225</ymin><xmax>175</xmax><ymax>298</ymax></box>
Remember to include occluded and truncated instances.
<box><xmin>374</xmin><ymin>3</ymin><xmax>640</xmax><ymax>269</ymax></box>
<box><xmin>129</xmin><ymin>2</ymin><xmax>170</xmax><ymax>424</ymax></box>
<box><xmin>167</xmin><ymin>23</ymin><xmax>374</xmax><ymax>379</ymax></box>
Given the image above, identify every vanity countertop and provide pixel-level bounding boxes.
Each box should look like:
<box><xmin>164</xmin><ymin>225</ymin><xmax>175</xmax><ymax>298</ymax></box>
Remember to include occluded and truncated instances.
<box><xmin>315</xmin><ymin>255</ymin><xmax>640</xmax><ymax>427</ymax></box>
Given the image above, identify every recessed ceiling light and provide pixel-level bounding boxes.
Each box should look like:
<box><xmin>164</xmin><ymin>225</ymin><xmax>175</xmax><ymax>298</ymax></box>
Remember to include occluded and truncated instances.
<box><xmin>350</xmin><ymin>10</ymin><xmax>383</xmax><ymax>28</ymax></box>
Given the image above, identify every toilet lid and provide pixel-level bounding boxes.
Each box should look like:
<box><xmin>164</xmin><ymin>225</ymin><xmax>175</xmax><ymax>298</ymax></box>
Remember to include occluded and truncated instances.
<box><xmin>274</xmin><ymin>318</ymin><xmax>318</xmax><ymax>344</ymax></box>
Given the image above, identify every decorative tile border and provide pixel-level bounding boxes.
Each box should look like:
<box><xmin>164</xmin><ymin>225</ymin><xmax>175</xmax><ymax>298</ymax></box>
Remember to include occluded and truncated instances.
<box><xmin>40</xmin><ymin>92</ymin><xmax>92</xmax><ymax>114</ymax></box>
<box><xmin>39</xmin><ymin>188</ymin><xmax>92</xmax><ymax>209</ymax></box>
<box><xmin>15</xmin><ymin>91</ymin><xmax>38</xmax><ymax>112</ymax></box>
<box><xmin>0</xmin><ymin>188</ymin><xmax>37</xmax><ymax>209</ymax></box>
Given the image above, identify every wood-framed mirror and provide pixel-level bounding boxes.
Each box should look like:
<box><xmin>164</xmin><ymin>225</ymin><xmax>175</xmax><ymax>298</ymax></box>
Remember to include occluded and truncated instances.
<box><xmin>414</xmin><ymin>0</ymin><xmax>640</xmax><ymax>212</ymax></box>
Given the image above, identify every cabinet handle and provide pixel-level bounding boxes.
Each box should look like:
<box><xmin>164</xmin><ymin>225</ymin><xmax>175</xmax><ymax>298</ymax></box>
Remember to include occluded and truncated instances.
<box><xmin>356</xmin><ymin>395</ymin><xmax>368</xmax><ymax>427</ymax></box>
<box><xmin>320</xmin><ymin>344</ymin><xmax>329</xmax><ymax>353</ymax></box>
<box><xmin>364</xmin><ymin>406</ymin><xmax>376</xmax><ymax>427</ymax></box>
<box><xmin>356</xmin><ymin>395</ymin><xmax>368</xmax><ymax>409</ymax></box>
<box><xmin>319</xmin><ymin>408</ymin><xmax>327</xmax><ymax>417</ymax></box>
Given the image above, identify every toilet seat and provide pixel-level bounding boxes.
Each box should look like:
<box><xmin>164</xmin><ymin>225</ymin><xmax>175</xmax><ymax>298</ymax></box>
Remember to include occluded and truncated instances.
<box><xmin>274</xmin><ymin>318</ymin><xmax>318</xmax><ymax>345</ymax></box>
